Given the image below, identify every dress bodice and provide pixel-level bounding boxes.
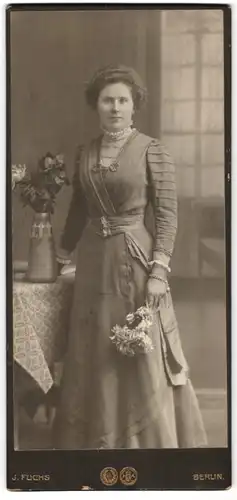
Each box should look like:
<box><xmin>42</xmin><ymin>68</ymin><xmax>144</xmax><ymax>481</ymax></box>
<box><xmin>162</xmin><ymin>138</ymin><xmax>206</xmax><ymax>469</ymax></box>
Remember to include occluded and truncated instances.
<box><xmin>61</xmin><ymin>131</ymin><xmax>178</xmax><ymax>262</ymax></box>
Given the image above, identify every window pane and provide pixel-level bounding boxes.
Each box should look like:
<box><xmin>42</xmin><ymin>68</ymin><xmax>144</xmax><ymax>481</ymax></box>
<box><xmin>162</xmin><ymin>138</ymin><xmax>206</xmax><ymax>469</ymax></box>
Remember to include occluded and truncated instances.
<box><xmin>161</xmin><ymin>134</ymin><xmax>196</xmax><ymax>165</ymax></box>
<box><xmin>201</xmin><ymin>67</ymin><xmax>224</xmax><ymax>99</ymax></box>
<box><xmin>201</xmin><ymin>34</ymin><xmax>224</xmax><ymax>65</ymax></box>
<box><xmin>162</xmin><ymin>68</ymin><xmax>196</xmax><ymax>99</ymax></box>
<box><xmin>161</xmin><ymin>34</ymin><xmax>196</xmax><ymax>65</ymax></box>
<box><xmin>201</xmin><ymin>101</ymin><xmax>224</xmax><ymax>132</ymax></box>
<box><xmin>176</xmin><ymin>166</ymin><xmax>195</xmax><ymax>197</ymax></box>
<box><xmin>201</xmin><ymin>134</ymin><xmax>224</xmax><ymax>164</ymax></box>
<box><xmin>201</xmin><ymin>167</ymin><xmax>224</xmax><ymax>197</ymax></box>
<box><xmin>162</xmin><ymin>101</ymin><xmax>196</xmax><ymax>132</ymax></box>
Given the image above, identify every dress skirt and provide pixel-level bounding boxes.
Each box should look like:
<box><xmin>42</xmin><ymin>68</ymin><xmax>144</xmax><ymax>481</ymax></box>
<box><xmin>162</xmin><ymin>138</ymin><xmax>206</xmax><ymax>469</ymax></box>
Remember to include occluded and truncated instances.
<box><xmin>53</xmin><ymin>221</ymin><xmax>207</xmax><ymax>449</ymax></box>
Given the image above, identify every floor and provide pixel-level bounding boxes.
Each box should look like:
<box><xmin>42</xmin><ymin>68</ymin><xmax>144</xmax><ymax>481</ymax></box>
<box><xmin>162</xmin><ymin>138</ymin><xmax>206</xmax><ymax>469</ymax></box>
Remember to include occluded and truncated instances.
<box><xmin>17</xmin><ymin>390</ymin><xmax>228</xmax><ymax>450</ymax></box>
<box><xmin>15</xmin><ymin>277</ymin><xmax>229</xmax><ymax>450</ymax></box>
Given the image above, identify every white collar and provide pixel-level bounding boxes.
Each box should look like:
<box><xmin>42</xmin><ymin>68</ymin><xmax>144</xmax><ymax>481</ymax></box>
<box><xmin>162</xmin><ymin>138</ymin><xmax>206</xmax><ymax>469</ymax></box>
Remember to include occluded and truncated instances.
<box><xmin>101</xmin><ymin>126</ymin><xmax>134</xmax><ymax>141</ymax></box>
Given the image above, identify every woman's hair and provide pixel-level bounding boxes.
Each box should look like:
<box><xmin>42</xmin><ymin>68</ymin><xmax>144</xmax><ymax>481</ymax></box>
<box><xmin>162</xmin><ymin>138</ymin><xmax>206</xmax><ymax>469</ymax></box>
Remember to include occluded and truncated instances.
<box><xmin>85</xmin><ymin>64</ymin><xmax>148</xmax><ymax>110</ymax></box>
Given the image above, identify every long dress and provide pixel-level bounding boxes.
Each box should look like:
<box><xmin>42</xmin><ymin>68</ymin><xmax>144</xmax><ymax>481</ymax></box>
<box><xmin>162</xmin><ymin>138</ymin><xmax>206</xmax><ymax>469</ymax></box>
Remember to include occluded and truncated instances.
<box><xmin>53</xmin><ymin>129</ymin><xmax>207</xmax><ymax>449</ymax></box>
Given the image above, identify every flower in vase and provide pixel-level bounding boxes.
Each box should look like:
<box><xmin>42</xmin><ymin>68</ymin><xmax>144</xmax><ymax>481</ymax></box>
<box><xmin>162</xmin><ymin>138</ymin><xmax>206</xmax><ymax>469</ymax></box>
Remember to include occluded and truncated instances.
<box><xmin>12</xmin><ymin>152</ymin><xmax>69</xmax><ymax>213</ymax></box>
<box><xmin>43</xmin><ymin>155</ymin><xmax>54</xmax><ymax>172</ymax></box>
<box><xmin>12</xmin><ymin>164</ymin><xmax>27</xmax><ymax>190</ymax></box>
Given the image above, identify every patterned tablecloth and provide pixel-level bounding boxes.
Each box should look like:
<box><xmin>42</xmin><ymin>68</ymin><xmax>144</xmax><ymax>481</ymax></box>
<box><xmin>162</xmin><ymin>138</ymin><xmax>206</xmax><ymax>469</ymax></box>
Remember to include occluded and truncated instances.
<box><xmin>13</xmin><ymin>273</ymin><xmax>74</xmax><ymax>393</ymax></box>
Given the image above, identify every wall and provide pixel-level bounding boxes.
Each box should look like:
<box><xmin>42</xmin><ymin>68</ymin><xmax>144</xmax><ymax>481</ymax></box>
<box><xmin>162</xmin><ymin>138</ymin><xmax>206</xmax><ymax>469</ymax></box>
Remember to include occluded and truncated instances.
<box><xmin>160</xmin><ymin>10</ymin><xmax>225</xmax><ymax>276</ymax></box>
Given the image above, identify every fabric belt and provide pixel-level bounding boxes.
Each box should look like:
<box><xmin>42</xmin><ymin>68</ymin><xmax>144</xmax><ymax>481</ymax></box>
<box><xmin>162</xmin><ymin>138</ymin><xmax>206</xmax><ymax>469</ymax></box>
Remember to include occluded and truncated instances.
<box><xmin>90</xmin><ymin>214</ymin><xmax>144</xmax><ymax>237</ymax></box>
<box><xmin>90</xmin><ymin>214</ymin><xmax>150</xmax><ymax>271</ymax></box>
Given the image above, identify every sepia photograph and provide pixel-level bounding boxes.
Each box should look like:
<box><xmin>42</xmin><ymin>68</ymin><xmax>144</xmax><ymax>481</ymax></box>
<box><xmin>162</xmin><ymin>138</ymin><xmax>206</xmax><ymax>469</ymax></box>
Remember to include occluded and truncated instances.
<box><xmin>8</xmin><ymin>4</ymin><xmax>230</xmax><ymax>490</ymax></box>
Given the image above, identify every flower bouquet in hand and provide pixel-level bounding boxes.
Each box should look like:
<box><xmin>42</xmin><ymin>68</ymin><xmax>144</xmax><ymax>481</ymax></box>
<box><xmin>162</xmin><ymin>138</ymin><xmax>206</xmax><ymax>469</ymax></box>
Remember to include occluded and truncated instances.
<box><xmin>11</xmin><ymin>153</ymin><xmax>69</xmax><ymax>213</ymax></box>
<box><xmin>110</xmin><ymin>305</ymin><xmax>154</xmax><ymax>357</ymax></box>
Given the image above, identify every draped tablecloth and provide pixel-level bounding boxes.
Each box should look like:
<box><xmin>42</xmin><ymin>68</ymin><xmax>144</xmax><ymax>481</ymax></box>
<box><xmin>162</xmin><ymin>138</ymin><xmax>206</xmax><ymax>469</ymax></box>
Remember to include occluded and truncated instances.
<box><xmin>13</xmin><ymin>273</ymin><xmax>74</xmax><ymax>394</ymax></box>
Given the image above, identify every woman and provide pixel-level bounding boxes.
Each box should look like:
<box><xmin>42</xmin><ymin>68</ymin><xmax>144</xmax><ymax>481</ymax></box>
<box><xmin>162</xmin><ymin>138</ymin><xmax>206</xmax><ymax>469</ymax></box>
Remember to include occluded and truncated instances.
<box><xmin>54</xmin><ymin>65</ymin><xmax>207</xmax><ymax>449</ymax></box>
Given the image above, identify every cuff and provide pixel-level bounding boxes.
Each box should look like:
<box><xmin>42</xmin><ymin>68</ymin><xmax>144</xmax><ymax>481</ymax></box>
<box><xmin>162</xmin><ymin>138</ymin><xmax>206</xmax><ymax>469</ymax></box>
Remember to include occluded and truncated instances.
<box><xmin>56</xmin><ymin>249</ymin><xmax>72</xmax><ymax>265</ymax></box>
<box><xmin>152</xmin><ymin>251</ymin><xmax>170</xmax><ymax>267</ymax></box>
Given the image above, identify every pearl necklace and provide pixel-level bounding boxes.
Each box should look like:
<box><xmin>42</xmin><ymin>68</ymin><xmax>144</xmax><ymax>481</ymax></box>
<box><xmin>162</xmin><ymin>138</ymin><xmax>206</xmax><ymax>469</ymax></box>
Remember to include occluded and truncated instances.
<box><xmin>101</xmin><ymin>125</ymin><xmax>133</xmax><ymax>141</ymax></box>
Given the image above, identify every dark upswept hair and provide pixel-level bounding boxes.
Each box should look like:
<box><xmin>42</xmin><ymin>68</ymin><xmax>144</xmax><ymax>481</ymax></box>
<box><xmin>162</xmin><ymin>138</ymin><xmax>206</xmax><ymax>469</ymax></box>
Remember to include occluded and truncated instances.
<box><xmin>85</xmin><ymin>64</ymin><xmax>148</xmax><ymax>110</ymax></box>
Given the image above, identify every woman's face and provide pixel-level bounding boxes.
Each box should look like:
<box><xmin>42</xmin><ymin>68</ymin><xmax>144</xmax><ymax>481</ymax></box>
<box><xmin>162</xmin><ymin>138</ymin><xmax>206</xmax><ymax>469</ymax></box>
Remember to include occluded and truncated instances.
<box><xmin>97</xmin><ymin>82</ymin><xmax>134</xmax><ymax>132</ymax></box>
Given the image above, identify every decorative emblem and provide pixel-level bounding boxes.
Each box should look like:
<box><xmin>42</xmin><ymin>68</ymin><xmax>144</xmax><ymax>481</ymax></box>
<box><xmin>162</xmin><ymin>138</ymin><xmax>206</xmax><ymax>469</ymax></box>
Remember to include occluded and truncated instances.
<box><xmin>109</xmin><ymin>162</ymin><xmax>119</xmax><ymax>172</ymax></box>
<box><xmin>119</xmin><ymin>467</ymin><xmax>138</xmax><ymax>486</ymax></box>
<box><xmin>92</xmin><ymin>161</ymin><xmax>119</xmax><ymax>173</ymax></box>
<box><xmin>100</xmin><ymin>467</ymin><xmax>118</xmax><ymax>486</ymax></box>
<box><xmin>100</xmin><ymin>216</ymin><xmax>112</xmax><ymax>237</ymax></box>
<box><xmin>31</xmin><ymin>222</ymin><xmax>52</xmax><ymax>239</ymax></box>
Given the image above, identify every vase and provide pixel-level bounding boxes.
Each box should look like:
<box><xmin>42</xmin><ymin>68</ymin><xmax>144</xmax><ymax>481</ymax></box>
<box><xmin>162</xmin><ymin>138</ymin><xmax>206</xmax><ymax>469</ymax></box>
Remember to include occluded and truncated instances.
<box><xmin>26</xmin><ymin>212</ymin><xmax>57</xmax><ymax>283</ymax></box>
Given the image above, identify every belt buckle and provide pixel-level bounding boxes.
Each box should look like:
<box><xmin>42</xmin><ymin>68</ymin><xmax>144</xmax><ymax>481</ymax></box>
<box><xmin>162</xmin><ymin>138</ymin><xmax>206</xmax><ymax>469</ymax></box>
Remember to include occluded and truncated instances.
<box><xmin>100</xmin><ymin>216</ymin><xmax>112</xmax><ymax>237</ymax></box>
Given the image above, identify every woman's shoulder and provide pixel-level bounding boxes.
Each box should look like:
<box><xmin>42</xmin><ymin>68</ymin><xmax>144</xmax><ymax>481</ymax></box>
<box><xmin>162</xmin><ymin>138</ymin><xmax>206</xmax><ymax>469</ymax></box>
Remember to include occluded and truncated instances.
<box><xmin>139</xmin><ymin>133</ymin><xmax>170</xmax><ymax>154</ymax></box>
<box><xmin>140</xmin><ymin>133</ymin><xmax>172</xmax><ymax>162</ymax></box>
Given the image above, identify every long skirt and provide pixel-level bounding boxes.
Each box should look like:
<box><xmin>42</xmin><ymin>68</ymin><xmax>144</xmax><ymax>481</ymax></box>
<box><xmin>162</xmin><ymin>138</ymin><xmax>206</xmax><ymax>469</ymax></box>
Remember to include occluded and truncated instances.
<box><xmin>53</xmin><ymin>222</ymin><xmax>207</xmax><ymax>449</ymax></box>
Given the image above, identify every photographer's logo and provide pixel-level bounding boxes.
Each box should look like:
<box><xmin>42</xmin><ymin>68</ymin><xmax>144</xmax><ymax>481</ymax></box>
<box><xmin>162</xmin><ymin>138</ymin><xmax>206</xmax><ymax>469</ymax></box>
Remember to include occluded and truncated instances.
<box><xmin>100</xmin><ymin>467</ymin><xmax>118</xmax><ymax>486</ymax></box>
<box><xmin>120</xmin><ymin>467</ymin><xmax>138</xmax><ymax>486</ymax></box>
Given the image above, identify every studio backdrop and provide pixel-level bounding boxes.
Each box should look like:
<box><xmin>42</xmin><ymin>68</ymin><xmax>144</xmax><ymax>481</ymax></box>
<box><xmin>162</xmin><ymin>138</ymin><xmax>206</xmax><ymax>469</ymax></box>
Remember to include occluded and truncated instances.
<box><xmin>10</xmin><ymin>8</ymin><xmax>227</xmax><ymax>442</ymax></box>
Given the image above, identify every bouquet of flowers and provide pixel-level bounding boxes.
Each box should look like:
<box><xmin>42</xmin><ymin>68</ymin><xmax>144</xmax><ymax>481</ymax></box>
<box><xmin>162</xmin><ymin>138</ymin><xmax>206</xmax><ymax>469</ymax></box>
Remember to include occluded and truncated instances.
<box><xmin>11</xmin><ymin>153</ymin><xmax>69</xmax><ymax>213</ymax></box>
<box><xmin>110</xmin><ymin>305</ymin><xmax>154</xmax><ymax>357</ymax></box>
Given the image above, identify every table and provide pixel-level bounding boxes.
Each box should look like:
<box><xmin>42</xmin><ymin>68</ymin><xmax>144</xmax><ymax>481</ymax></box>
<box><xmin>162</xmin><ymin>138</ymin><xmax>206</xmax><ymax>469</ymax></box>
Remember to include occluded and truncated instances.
<box><xmin>13</xmin><ymin>272</ymin><xmax>74</xmax><ymax>449</ymax></box>
<box><xmin>13</xmin><ymin>272</ymin><xmax>74</xmax><ymax>393</ymax></box>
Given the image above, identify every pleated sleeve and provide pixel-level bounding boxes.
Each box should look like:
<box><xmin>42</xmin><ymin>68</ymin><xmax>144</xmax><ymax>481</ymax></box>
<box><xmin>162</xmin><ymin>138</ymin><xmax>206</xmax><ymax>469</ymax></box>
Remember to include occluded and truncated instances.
<box><xmin>60</xmin><ymin>146</ymin><xmax>88</xmax><ymax>254</ymax></box>
<box><xmin>146</xmin><ymin>140</ymin><xmax>177</xmax><ymax>263</ymax></box>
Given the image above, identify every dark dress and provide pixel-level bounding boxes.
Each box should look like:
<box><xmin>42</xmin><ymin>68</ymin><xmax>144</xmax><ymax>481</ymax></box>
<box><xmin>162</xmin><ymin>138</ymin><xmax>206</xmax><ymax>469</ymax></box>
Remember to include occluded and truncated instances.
<box><xmin>54</xmin><ymin>130</ymin><xmax>207</xmax><ymax>449</ymax></box>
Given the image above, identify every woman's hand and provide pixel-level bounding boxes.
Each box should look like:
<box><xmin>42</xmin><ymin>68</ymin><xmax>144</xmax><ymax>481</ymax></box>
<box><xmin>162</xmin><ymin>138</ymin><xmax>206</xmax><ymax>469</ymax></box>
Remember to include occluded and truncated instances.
<box><xmin>146</xmin><ymin>276</ymin><xmax>167</xmax><ymax>310</ymax></box>
<box><xmin>57</xmin><ymin>262</ymin><xmax>64</xmax><ymax>276</ymax></box>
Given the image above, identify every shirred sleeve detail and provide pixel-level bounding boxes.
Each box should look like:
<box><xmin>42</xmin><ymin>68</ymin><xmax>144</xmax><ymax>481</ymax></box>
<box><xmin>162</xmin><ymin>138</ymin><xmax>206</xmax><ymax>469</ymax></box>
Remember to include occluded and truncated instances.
<box><xmin>60</xmin><ymin>145</ymin><xmax>88</xmax><ymax>253</ymax></box>
<box><xmin>147</xmin><ymin>140</ymin><xmax>177</xmax><ymax>259</ymax></box>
